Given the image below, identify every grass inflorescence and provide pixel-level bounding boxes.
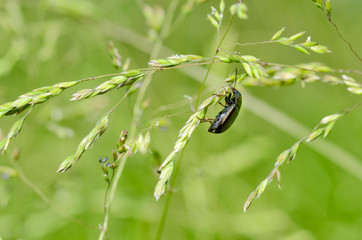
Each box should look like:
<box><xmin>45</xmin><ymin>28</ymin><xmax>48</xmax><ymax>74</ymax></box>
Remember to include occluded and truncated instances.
<box><xmin>243</xmin><ymin>103</ymin><xmax>362</xmax><ymax>212</ymax></box>
<box><xmin>154</xmin><ymin>85</ymin><xmax>235</xmax><ymax>200</ymax></box>
<box><xmin>1</xmin><ymin>1</ymin><xmax>362</xmax><ymax>239</ymax></box>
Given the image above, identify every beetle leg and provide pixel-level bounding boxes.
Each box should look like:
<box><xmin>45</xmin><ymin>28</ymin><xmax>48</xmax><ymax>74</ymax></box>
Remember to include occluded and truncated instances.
<box><xmin>218</xmin><ymin>101</ymin><xmax>226</xmax><ymax>107</ymax></box>
<box><xmin>196</xmin><ymin>116</ymin><xmax>214</xmax><ymax>123</ymax></box>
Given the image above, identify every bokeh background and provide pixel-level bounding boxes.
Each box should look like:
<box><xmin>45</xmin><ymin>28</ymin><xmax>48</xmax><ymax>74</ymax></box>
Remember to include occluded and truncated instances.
<box><xmin>0</xmin><ymin>0</ymin><xmax>361</xmax><ymax>239</ymax></box>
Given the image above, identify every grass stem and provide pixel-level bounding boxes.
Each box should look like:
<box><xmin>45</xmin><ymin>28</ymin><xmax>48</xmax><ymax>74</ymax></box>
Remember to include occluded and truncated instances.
<box><xmin>154</xmin><ymin>150</ymin><xmax>184</xmax><ymax>240</ymax></box>
<box><xmin>195</xmin><ymin>15</ymin><xmax>234</xmax><ymax>107</ymax></box>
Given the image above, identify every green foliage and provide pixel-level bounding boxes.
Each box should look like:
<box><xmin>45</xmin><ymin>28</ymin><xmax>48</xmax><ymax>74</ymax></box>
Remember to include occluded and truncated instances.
<box><xmin>0</xmin><ymin>0</ymin><xmax>362</xmax><ymax>239</ymax></box>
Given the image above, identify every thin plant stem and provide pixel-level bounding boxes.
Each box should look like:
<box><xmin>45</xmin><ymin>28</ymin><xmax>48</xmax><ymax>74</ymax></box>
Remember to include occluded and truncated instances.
<box><xmin>110</xmin><ymin>83</ymin><xmax>139</xmax><ymax>113</ymax></box>
<box><xmin>154</xmin><ymin>149</ymin><xmax>184</xmax><ymax>240</ymax></box>
<box><xmin>98</xmin><ymin>84</ymin><xmax>153</xmax><ymax>239</ymax></box>
<box><xmin>98</xmin><ymin>154</ymin><xmax>128</xmax><ymax>240</ymax></box>
<box><xmin>131</xmin><ymin>0</ymin><xmax>179</xmax><ymax>135</ymax></box>
<box><xmin>221</xmin><ymin>40</ymin><xmax>275</xmax><ymax>49</ymax></box>
<box><xmin>102</xmin><ymin>166</ymin><xmax>118</xmax><ymax>215</ymax></box>
<box><xmin>314</xmin><ymin>0</ymin><xmax>362</xmax><ymax>63</ymax></box>
<box><xmin>99</xmin><ymin>1</ymin><xmax>180</xmax><ymax>239</ymax></box>
<box><xmin>97</xmin><ymin>85</ymin><xmax>138</xmax><ymax>240</ymax></box>
<box><xmin>77</xmin><ymin>73</ymin><xmax>127</xmax><ymax>83</ymax></box>
<box><xmin>327</xmin><ymin>17</ymin><xmax>362</xmax><ymax>63</ymax></box>
<box><xmin>195</xmin><ymin>15</ymin><xmax>234</xmax><ymax>107</ymax></box>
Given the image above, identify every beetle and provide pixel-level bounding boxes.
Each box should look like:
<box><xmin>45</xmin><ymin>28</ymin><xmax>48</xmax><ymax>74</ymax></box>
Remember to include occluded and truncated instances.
<box><xmin>208</xmin><ymin>88</ymin><xmax>242</xmax><ymax>133</ymax></box>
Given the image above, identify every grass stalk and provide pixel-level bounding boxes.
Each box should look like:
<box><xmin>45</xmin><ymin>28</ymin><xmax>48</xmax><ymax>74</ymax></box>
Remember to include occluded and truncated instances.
<box><xmin>98</xmin><ymin>154</ymin><xmax>128</xmax><ymax>240</ymax></box>
<box><xmin>154</xmin><ymin>149</ymin><xmax>184</xmax><ymax>240</ymax></box>
<box><xmin>195</xmin><ymin>15</ymin><xmax>234</xmax><ymax>107</ymax></box>
<box><xmin>131</xmin><ymin>0</ymin><xmax>179</xmax><ymax>135</ymax></box>
<box><xmin>328</xmin><ymin>18</ymin><xmax>362</xmax><ymax>63</ymax></box>
<box><xmin>96</xmin><ymin>86</ymin><xmax>137</xmax><ymax>240</ymax></box>
<box><xmin>99</xmin><ymin>1</ymin><xmax>180</xmax><ymax>239</ymax></box>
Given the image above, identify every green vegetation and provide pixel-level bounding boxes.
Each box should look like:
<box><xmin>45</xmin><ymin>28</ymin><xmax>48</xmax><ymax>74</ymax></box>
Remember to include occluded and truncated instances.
<box><xmin>0</xmin><ymin>0</ymin><xmax>361</xmax><ymax>239</ymax></box>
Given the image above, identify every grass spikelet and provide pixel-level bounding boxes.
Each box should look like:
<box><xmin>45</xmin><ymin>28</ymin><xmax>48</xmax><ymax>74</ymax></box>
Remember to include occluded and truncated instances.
<box><xmin>57</xmin><ymin>112</ymin><xmax>110</xmax><ymax>173</ymax></box>
<box><xmin>71</xmin><ymin>71</ymin><xmax>145</xmax><ymax>101</ymax></box>
<box><xmin>154</xmin><ymin>86</ymin><xmax>232</xmax><ymax>201</ymax></box>
<box><xmin>149</xmin><ymin>55</ymin><xmax>206</xmax><ymax>68</ymax></box>
<box><xmin>1</xmin><ymin>109</ymin><xmax>32</xmax><ymax>154</ymax></box>
<box><xmin>0</xmin><ymin>81</ymin><xmax>79</xmax><ymax>119</ymax></box>
<box><xmin>243</xmin><ymin>103</ymin><xmax>361</xmax><ymax>212</ymax></box>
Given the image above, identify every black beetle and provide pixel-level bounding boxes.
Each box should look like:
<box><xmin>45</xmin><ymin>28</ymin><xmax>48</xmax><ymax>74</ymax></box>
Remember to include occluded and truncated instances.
<box><xmin>208</xmin><ymin>88</ymin><xmax>242</xmax><ymax>133</ymax></box>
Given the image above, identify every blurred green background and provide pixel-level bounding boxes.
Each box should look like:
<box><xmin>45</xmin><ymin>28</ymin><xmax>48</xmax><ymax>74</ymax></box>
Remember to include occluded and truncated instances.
<box><xmin>1</xmin><ymin>0</ymin><xmax>362</xmax><ymax>239</ymax></box>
